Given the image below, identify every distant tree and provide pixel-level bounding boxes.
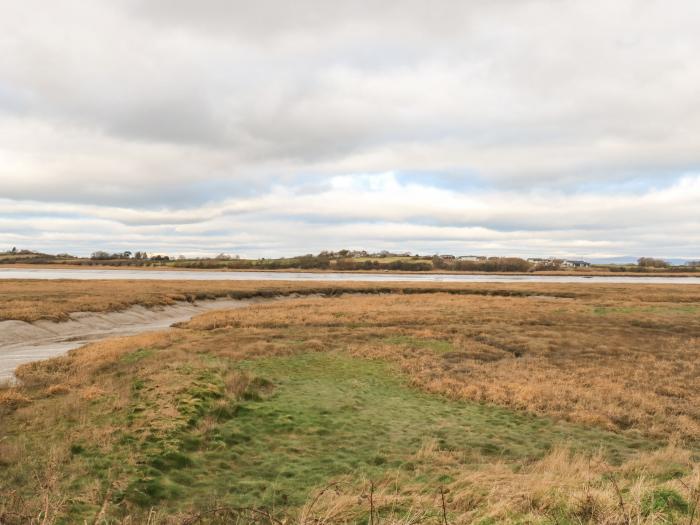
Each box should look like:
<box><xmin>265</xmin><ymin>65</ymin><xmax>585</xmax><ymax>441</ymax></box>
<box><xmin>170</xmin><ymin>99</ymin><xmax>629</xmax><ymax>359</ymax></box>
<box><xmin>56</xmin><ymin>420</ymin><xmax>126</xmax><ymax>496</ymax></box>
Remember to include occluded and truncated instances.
<box><xmin>454</xmin><ymin>257</ymin><xmax>532</xmax><ymax>272</ymax></box>
<box><xmin>90</xmin><ymin>250</ymin><xmax>111</xmax><ymax>260</ymax></box>
<box><xmin>122</xmin><ymin>251</ymin><xmax>132</xmax><ymax>259</ymax></box>
<box><xmin>637</xmin><ymin>257</ymin><xmax>669</xmax><ymax>268</ymax></box>
<box><xmin>431</xmin><ymin>255</ymin><xmax>449</xmax><ymax>269</ymax></box>
<box><xmin>10</xmin><ymin>246</ymin><xmax>17</xmax><ymax>254</ymax></box>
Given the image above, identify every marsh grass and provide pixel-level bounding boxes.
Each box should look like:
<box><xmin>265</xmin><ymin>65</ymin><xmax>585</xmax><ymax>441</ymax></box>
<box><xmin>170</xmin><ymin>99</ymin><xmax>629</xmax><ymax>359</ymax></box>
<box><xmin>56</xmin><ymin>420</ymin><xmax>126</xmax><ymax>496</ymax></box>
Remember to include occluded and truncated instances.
<box><xmin>7</xmin><ymin>278</ymin><xmax>696</xmax><ymax>322</ymax></box>
<box><xmin>1</xmin><ymin>284</ymin><xmax>699</xmax><ymax>523</ymax></box>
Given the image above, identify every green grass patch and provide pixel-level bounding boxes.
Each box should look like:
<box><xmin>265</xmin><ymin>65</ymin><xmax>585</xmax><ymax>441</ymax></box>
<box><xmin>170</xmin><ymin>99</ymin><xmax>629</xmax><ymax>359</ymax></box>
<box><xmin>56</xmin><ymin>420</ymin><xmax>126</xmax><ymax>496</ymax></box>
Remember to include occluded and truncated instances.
<box><xmin>151</xmin><ymin>352</ymin><xmax>651</xmax><ymax>510</ymax></box>
<box><xmin>2</xmin><ymin>352</ymin><xmax>662</xmax><ymax>521</ymax></box>
<box><xmin>120</xmin><ymin>347</ymin><xmax>155</xmax><ymax>364</ymax></box>
<box><xmin>641</xmin><ymin>488</ymin><xmax>689</xmax><ymax>517</ymax></box>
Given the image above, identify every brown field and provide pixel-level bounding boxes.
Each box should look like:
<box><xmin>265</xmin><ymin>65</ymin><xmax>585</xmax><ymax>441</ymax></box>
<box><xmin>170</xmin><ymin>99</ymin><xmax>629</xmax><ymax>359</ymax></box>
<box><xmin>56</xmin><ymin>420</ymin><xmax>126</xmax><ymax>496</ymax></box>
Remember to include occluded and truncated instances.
<box><xmin>1</xmin><ymin>281</ymin><xmax>699</xmax><ymax>523</ymax></box>
<box><xmin>0</xmin><ymin>278</ymin><xmax>589</xmax><ymax>322</ymax></box>
<box><xmin>2</xmin><ymin>278</ymin><xmax>700</xmax><ymax>323</ymax></box>
<box><xmin>179</xmin><ymin>290</ymin><xmax>700</xmax><ymax>442</ymax></box>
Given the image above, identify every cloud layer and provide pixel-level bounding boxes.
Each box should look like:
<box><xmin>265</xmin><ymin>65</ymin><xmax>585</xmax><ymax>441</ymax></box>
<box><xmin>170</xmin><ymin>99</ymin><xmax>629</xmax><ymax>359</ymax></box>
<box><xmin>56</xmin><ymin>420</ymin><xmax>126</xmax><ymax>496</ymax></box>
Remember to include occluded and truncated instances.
<box><xmin>1</xmin><ymin>0</ymin><xmax>699</xmax><ymax>258</ymax></box>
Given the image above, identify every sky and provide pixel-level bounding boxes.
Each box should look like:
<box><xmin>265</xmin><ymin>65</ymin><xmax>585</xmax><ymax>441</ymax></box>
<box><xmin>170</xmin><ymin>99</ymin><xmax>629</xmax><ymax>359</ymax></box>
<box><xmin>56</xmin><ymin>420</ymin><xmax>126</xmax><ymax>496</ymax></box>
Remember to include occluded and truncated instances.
<box><xmin>1</xmin><ymin>0</ymin><xmax>699</xmax><ymax>260</ymax></box>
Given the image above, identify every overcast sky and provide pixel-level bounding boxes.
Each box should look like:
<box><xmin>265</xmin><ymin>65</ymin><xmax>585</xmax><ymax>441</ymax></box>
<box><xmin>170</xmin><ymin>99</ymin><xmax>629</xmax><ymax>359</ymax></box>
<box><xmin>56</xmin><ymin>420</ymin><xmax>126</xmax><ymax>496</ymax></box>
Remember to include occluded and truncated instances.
<box><xmin>1</xmin><ymin>0</ymin><xmax>699</xmax><ymax>259</ymax></box>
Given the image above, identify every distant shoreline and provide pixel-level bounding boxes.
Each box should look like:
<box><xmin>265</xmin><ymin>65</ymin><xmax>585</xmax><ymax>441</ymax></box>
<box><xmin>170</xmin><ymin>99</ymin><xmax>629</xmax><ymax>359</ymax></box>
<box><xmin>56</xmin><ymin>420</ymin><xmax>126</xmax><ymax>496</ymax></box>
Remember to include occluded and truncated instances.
<box><xmin>1</xmin><ymin>263</ymin><xmax>698</xmax><ymax>278</ymax></box>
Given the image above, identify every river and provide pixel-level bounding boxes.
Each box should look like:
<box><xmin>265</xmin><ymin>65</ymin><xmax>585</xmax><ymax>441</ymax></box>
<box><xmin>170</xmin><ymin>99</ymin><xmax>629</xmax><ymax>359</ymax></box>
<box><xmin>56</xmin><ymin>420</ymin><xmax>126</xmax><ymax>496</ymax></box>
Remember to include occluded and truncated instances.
<box><xmin>1</xmin><ymin>267</ymin><xmax>699</xmax><ymax>284</ymax></box>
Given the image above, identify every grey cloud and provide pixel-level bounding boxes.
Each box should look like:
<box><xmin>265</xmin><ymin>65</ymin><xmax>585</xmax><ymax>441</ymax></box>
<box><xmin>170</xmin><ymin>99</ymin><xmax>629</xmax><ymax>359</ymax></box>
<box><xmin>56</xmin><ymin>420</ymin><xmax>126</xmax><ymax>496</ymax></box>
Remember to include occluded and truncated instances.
<box><xmin>1</xmin><ymin>0</ymin><xmax>700</xmax><ymax>255</ymax></box>
<box><xmin>2</xmin><ymin>174</ymin><xmax>699</xmax><ymax>259</ymax></box>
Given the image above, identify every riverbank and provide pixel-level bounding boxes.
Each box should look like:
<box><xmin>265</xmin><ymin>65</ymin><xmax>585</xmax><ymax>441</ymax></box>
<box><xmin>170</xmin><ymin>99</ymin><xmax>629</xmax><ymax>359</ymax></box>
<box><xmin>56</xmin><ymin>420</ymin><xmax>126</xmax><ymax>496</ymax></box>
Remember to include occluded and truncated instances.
<box><xmin>0</xmin><ymin>297</ymin><xmax>280</xmax><ymax>381</ymax></box>
<box><xmin>2</xmin><ymin>286</ymin><xmax>698</xmax><ymax>523</ymax></box>
<box><xmin>6</xmin><ymin>278</ymin><xmax>700</xmax><ymax>323</ymax></box>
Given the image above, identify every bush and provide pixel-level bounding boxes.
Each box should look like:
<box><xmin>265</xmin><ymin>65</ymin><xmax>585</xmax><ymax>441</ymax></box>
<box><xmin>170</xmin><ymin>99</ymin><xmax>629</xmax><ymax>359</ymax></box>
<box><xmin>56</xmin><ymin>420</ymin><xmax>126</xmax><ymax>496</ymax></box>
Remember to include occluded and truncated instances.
<box><xmin>637</xmin><ymin>257</ymin><xmax>669</xmax><ymax>268</ymax></box>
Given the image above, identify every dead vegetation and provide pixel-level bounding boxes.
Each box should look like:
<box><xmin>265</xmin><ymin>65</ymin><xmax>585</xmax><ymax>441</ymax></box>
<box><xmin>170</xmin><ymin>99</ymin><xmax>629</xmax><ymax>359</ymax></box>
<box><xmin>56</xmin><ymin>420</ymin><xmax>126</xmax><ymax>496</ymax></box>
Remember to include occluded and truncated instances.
<box><xmin>181</xmin><ymin>290</ymin><xmax>700</xmax><ymax>441</ymax></box>
<box><xmin>0</xmin><ymin>278</ymin><xmax>603</xmax><ymax>322</ymax></box>
<box><xmin>1</xmin><ymin>282</ymin><xmax>699</xmax><ymax>523</ymax></box>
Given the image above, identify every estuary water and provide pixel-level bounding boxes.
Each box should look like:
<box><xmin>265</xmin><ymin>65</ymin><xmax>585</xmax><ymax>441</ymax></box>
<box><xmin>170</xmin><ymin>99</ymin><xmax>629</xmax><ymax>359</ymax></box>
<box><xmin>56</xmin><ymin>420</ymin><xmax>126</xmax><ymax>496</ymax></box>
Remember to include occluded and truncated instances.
<box><xmin>0</xmin><ymin>267</ymin><xmax>698</xmax><ymax>284</ymax></box>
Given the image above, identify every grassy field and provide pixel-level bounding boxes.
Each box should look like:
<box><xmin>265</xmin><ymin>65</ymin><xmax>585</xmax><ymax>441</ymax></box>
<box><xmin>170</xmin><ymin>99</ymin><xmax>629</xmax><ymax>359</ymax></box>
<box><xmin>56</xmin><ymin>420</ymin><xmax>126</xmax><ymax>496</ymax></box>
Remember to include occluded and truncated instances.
<box><xmin>1</xmin><ymin>282</ymin><xmax>699</xmax><ymax>523</ymax></box>
<box><xmin>0</xmin><ymin>279</ymin><xmax>590</xmax><ymax>322</ymax></box>
<box><xmin>2</xmin><ymin>278</ymin><xmax>700</xmax><ymax>323</ymax></box>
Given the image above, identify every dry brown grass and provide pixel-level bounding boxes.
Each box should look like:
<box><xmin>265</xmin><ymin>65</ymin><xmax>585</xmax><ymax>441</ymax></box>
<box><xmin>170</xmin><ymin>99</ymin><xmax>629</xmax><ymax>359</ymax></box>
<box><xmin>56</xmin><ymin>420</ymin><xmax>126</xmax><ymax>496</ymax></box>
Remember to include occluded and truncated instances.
<box><xmin>6</xmin><ymin>277</ymin><xmax>698</xmax><ymax>322</ymax></box>
<box><xmin>180</xmin><ymin>290</ymin><xmax>700</xmax><ymax>441</ymax></box>
<box><xmin>298</xmin><ymin>445</ymin><xmax>700</xmax><ymax>525</ymax></box>
<box><xmin>5</xmin><ymin>285</ymin><xmax>699</xmax><ymax>439</ymax></box>
<box><xmin>1</xmin><ymin>282</ymin><xmax>699</xmax><ymax>523</ymax></box>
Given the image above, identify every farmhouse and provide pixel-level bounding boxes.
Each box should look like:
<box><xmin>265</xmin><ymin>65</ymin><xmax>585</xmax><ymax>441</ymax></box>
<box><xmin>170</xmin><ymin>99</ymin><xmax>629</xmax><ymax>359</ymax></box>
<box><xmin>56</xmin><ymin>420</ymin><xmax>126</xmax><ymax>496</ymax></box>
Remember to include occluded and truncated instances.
<box><xmin>561</xmin><ymin>260</ymin><xmax>591</xmax><ymax>268</ymax></box>
<box><xmin>527</xmin><ymin>258</ymin><xmax>591</xmax><ymax>268</ymax></box>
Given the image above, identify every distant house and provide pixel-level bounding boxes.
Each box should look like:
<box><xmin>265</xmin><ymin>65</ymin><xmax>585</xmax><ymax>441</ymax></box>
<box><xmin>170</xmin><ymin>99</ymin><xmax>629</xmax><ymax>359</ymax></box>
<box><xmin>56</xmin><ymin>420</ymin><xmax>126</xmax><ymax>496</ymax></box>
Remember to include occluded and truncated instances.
<box><xmin>458</xmin><ymin>255</ymin><xmax>487</xmax><ymax>261</ymax></box>
<box><xmin>440</xmin><ymin>254</ymin><xmax>456</xmax><ymax>260</ymax></box>
<box><xmin>561</xmin><ymin>260</ymin><xmax>591</xmax><ymax>268</ymax></box>
<box><xmin>528</xmin><ymin>258</ymin><xmax>559</xmax><ymax>266</ymax></box>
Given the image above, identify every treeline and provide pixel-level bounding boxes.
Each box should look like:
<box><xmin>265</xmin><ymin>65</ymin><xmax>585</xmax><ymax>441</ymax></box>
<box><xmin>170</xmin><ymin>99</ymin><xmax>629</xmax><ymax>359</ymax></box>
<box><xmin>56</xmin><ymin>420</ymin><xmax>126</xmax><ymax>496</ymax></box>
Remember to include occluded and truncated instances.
<box><xmin>606</xmin><ymin>257</ymin><xmax>698</xmax><ymax>272</ymax></box>
<box><xmin>173</xmin><ymin>255</ymin><xmax>332</xmax><ymax>270</ymax></box>
<box><xmin>67</xmin><ymin>258</ymin><xmax>171</xmax><ymax>267</ymax></box>
<box><xmin>4</xmin><ymin>246</ymin><xmax>699</xmax><ymax>273</ymax></box>
<box><xmin>433</xmin><ymin>256</ymin><xmax>532</xmax><ymax>272</ymax></box>
<box><xmin>335</xmin><ymin>259</ymin><xmax>432</xmax><ymax>271</ymax></box>
<box><xmin>90</xmin><ymin>250</ymin><xmax>154</xmax><ymax>260</ymax></box>
<box><xmin>607</xmin><ymin>265</ymin><xmax>698</xmax><ymax>273</ymax></box>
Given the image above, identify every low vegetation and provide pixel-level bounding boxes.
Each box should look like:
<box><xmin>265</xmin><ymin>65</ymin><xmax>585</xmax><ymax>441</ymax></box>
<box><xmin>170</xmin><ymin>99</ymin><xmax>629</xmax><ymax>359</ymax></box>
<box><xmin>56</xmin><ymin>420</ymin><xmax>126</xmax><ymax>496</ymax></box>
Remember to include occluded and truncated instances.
<box><xmin>0</xmin><ymin>279</ymin><xmax>586</xmax><ymax>322</ymax></box>
<box><xmin>1</xmin><ymin>283</ymin><xmax>699</xmax><ymax>523</ymax></box>
<box><xmin>4</xmin><ymin>248</ymin><xmax>700</xmax><ymax>273</ymax></box>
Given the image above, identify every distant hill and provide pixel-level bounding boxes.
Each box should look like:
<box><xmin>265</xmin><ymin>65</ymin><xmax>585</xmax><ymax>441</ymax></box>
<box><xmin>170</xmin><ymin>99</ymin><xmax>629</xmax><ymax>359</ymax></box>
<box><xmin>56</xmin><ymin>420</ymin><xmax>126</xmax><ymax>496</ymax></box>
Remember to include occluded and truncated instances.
<box><xmin>0</xmin><ymin>249</ymin><xmax>76</xmax><ymax>264</ymax></box>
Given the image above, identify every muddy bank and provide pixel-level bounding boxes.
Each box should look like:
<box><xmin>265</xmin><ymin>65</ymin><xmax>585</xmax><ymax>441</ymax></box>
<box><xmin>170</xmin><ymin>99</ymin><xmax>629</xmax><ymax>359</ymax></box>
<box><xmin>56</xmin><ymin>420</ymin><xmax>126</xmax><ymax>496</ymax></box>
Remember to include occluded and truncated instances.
<box><xmin>0</xmin><ymin>298</ymin><xmax>269</xmax><ymax>381</ymax></box>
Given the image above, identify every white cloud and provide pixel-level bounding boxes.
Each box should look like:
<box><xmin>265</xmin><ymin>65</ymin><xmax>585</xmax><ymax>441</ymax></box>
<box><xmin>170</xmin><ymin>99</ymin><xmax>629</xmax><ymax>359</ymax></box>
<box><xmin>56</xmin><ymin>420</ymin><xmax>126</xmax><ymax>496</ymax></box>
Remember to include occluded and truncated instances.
<box><xmin>0</xmin><ymin>0</ymin><xmax>699</xmax><ymax>256</ymax></box>
<box><xmin>1</xmin><ymin>173</ymin><xmax>699</xmax><ymax>258</ymax></box>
